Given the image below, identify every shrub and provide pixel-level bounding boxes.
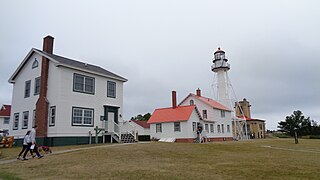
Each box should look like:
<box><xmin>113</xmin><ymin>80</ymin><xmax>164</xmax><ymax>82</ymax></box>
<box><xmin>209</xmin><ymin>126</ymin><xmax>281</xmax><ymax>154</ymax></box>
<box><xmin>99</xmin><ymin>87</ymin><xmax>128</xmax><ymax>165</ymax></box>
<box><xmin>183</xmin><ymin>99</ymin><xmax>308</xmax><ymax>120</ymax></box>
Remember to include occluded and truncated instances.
<box><xmin>309</xmin><ymin>135</ymin><xmax>320</xmax><ymax>139</ymax></box>
<box><xmin>273</xmin><ymin>133</ymin><xmax>291</xmax><ymax>138</ymax></box>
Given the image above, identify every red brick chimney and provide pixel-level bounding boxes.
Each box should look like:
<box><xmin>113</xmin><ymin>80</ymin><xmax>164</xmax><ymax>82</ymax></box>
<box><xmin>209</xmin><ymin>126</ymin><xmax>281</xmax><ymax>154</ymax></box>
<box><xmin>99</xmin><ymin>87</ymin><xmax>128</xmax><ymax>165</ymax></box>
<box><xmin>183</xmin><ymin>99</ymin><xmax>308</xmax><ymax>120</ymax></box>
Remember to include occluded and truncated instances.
<box><xmin>196</xmin><ymin>88</ymin><xmax>201</xmax><ymax>96</ymax></box>
<box><xmin>172</xmin><ymin>91</ymin><xmax>177</xmax><ymax>108</ymax></box>
<box><xmin>35</xmin><ymin>35</ymin><xmax>54</xmax><ymax>138</ymax></box>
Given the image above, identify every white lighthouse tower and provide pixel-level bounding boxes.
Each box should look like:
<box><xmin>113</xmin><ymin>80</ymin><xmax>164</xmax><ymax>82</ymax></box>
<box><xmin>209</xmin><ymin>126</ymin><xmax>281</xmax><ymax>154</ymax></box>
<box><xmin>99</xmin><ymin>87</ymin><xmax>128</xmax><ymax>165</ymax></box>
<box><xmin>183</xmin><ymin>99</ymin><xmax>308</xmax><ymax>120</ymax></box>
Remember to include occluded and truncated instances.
<box><xmin>211</xmin><ymin>47</ymin><xmax>231</xmax><ymax>109</ymax></box>
<box><xmin>211</xmin><ymin>47</ymin><xmax>248</xmax><ymax>140</ymax></box>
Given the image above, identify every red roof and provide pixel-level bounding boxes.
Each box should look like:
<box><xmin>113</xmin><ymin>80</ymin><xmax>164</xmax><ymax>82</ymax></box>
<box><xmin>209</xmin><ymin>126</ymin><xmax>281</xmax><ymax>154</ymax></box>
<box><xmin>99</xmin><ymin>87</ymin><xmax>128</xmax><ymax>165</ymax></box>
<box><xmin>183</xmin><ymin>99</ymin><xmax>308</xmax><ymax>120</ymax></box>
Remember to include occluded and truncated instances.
<box><xmin>183</xmin><ymin>94</ymin><xmax>231</xmax><ymax>111</ymax></box>
<box><xmin>148</xmin><ymin>105</ymin><xmax>197</xmax><ymax>124</ymax></box>
<box><xmin>0</xmin><ymin>105</ymin><xmax>11</xmax><ymax>117</ymax></box>
<box><xmin>130</xmin><ymin>120</ymin><xmax>150</xmax><ymax>128</ymax></box>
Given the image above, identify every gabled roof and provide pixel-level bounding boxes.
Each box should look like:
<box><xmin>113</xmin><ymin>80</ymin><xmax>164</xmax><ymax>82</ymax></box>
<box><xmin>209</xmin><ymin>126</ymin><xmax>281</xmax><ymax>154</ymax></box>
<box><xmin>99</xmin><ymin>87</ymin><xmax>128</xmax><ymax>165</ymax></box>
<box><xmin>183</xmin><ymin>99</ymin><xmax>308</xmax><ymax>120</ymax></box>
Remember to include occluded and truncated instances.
<box><xmin>148</xmin><ymin>105</ymin><xmax>201</xmax><ymax>124</ymax></box>
<box><xmin>130</xmin><ymin>120</ymin><xmax>150</xmax><ymax>128</ymax></box>
<box><xmin>9</xmin><ymin>48</ymin><xmax>127</xmax><ymax>83</ymax></box>
<box><xmin>179</xmin><ymin>93</ymin><xmax>231</xmax><ymax>111</ymax></box>
<box><xmin>0</xmin><ymin>105</ymin><xmax>11</xmax><ymax>117</ymax></box>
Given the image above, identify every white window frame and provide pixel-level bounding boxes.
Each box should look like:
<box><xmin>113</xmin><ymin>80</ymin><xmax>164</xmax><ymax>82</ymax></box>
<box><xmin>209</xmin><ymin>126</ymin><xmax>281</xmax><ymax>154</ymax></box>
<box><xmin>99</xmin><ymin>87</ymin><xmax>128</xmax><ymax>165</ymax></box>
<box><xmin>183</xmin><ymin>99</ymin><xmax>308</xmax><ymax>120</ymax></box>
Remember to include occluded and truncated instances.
<box><xmin>22</xmin><ymin>111</ymin><xmax>29</xmax><ymax>129</ymax></box>
<box><xmin>34</xmin><ymin>77</ymin><xmax>40</xmax><ymax>95</ymax></box>
<box><xmin>192</xmin><ymin>122</ymin><xmax>196</xmax><ymax>132</ymax></box>
<box><xmin>32</xmin><ymin>109</ymin><xmax>36</xmax><ymax>127</ymax></box>
<box><xmin>190</xmin><ymin>100</ymin><xmax>194</xmax><ymax>105</ymax></box>
<box><xmin>203</xmin><ymin>110</ymin><xmax>207</xmax><ymax>119</ymax></box>
<box><xmin>73</xmin><ymin>73</ymin><xmax>95</xmax><ymax>94</ymax></box>
<box><xmin>174</xmin><ymin>122</ymin><xmax>181</xmax><ymax>132</ymax></box>
<box><xmin>156</xmin><ymin>123</ymin><xmax>162</xmax><ymax>133</ymax></box>
<box><xmin>227</xmin><ymin>125</ymin><xmax>230</xmax><ymax>133</ymax></box>
<box><xmin>205</xmin><ymin>124</ymin><xmax>209</xmax><ymax>132</ymax></box>
<box><xmin>25</xmin><ymin>80</ymin><xmax>31</xmax><ymax>98</ymax></box>
<box><xmin>221</xmin><ymin>110</ymin><xmax>225</xmax><ymax>118</ymax></box>
<box><xmin>221</xmin><ymin>124</ymin><xmax>225</xmax><ymax>133</ymax></box>
<box><xmin>210</xmin><ymin>124</ymin><xmax>214</xmax><ymax>133</ymax></box>
<box><xmin>49</xmin><ymin>106</ymin><xmax>56</xmax><ymax>126</ymax></box>
<box><xmin>217</xmin><ymin>124</ymin><xmax>221</xmax><ymax>133</ymax></box>
<box><xmin>107</xmin><ymin>81</ymin><xmax>116</xmax><ymax>98</ymax></box>
<box><xmin>72</xmin><ymin>107</ymin><xmax>94</xmax><ymax>126</ymax></box>
<box><xmin>4</xmin><ymin>117</ymin><xmax>10</xmax><ymax>124</ymax></box>
<box><xmin>13</xmin><ymin>113</ymin><xmax>19</xmax><ymax>130</ymax></box>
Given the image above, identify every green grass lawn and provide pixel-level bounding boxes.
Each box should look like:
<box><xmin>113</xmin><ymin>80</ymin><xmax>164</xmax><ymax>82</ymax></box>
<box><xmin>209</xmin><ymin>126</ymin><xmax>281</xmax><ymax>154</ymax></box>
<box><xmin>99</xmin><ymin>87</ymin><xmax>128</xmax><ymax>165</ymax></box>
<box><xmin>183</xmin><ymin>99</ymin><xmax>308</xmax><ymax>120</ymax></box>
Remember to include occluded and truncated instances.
<box><xmin>0</xmin><ymin>138</ymin><xmax>320</xmax><ymax>180</ymax></box>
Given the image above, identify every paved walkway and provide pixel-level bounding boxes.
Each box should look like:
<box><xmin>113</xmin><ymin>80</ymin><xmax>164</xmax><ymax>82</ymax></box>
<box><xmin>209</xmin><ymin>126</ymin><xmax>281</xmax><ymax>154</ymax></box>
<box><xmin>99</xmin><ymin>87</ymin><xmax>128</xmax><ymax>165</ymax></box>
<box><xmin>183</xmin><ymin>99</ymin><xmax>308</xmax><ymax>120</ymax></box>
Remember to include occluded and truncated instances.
<box><xmin>0</xmin><ymin>142</ymin><xmax>144</xmax><ymax>165</ymax></box>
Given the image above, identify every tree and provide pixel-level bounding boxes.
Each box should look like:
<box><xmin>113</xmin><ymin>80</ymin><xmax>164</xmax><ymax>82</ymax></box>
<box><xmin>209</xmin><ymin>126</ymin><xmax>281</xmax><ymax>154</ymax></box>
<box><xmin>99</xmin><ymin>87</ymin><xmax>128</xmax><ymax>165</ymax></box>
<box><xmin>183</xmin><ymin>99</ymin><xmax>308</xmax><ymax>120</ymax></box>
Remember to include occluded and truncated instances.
<box><xmin>278</xmin><ymin>110</ymin><xmax>311</xmax><ymax>137</ymax></box>
<box><xmin>130</xmin><ymin>113</ymin><xmax>151</xmax><ymax>121</ymax></box>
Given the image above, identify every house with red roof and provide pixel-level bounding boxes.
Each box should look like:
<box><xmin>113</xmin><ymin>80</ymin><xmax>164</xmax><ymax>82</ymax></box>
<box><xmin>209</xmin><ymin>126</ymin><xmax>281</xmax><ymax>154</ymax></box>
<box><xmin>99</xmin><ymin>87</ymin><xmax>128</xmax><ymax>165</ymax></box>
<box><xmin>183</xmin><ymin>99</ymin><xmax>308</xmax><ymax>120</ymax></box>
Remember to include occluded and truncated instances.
<box><xmin>148</xmin><ymin>89</ymin><xmax>233</xmax><ymax>142</ymax></box>
<box><xmin>122</xmin><ymin>119</ymin><xmax>150</xmax><ymax>138</ymax></box>
<box><xmin>0</xmin><ymin>105</ymin><xmax>11</xmax><ymax>131</ymax></box>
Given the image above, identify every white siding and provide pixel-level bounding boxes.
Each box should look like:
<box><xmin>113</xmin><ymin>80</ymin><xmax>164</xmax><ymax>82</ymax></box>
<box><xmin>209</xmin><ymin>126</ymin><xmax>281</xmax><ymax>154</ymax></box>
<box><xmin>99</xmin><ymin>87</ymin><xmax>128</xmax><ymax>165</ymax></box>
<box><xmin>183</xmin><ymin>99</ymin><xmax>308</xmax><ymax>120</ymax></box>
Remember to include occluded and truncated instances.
<box><xmin>150</xmin><ymin>109</ymin><xmax>200</xmax><ymax>139</ymax></box>
<box><xmin>0</xmin><ymin>117</ymin><xmax>10</xmax><ymax>130</ymax></box>
<box><xmin>10</xmin><ymin>52</ymin><xmax>125</xmax><ymax>138</ymax></box>
<box><xmin>122</xmin><ymin>121</ymin><xmax>150</xmax><ymax>136</ymax></box>
<box><xmin>180</xmin><ymin>96</ymin><xmax>233</xmax><ymax>138</ymax></box>
<box><xmin>10</xmin><ymin>53</ymin><xmax>42</xmax><ymax>138</ymax></box>
<box><xmin>47</xmin><ymin>64</ymin><xmax>124</xmax><ymax>137</ymax></box>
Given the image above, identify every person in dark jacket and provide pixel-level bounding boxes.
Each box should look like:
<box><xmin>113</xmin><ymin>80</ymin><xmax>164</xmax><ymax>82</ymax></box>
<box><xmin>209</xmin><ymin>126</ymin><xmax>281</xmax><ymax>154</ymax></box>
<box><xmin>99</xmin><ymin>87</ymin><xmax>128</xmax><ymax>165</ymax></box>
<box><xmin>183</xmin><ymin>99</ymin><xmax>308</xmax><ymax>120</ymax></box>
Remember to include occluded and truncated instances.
<box><xmin>17</xmin><ymin>131</ymin><xmax>34</xmax><ymax>160</ymax></box>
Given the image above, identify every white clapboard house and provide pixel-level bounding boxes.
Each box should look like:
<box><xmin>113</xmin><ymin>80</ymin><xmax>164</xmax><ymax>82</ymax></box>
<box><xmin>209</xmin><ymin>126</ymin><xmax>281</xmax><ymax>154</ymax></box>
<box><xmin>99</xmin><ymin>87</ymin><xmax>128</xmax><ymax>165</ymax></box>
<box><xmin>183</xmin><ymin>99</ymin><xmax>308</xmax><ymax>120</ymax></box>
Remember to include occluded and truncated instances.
<box><xmin>148</xmin><ymin>89</ymin><xmax>233</xmax><ymax>142</ymax></box>
<box><xmin>0</xmin><ymin>105</ymin><xmax>11</xmax><ymax>132</ymax></box>
<box><xmin>8</xmin><ymin>36</ymin><xmax>129</xmax><ymax>146</ymax></box>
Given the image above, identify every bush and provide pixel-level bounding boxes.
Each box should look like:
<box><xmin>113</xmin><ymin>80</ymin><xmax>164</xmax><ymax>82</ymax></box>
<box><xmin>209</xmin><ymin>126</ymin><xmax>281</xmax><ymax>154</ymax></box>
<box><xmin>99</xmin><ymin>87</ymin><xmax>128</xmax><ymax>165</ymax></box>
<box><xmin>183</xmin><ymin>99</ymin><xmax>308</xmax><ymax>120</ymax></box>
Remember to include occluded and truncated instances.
<box><xmin>273</xmin><ymin>133</ymin><xmax>291</xmax><ymax>138</ymax></box>
<box><xmin>309</xmin><ymin>135</ymin><xmax>320</xmax><ymax>139</ymax></box>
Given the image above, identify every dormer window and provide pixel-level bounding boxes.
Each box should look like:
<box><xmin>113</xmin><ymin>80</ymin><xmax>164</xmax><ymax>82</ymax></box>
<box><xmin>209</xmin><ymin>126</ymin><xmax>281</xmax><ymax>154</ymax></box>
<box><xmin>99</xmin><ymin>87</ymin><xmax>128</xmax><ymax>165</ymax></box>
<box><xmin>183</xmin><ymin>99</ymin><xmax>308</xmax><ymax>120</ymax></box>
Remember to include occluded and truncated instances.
<box><xmin>32</xmin><ymin>59</ymin><xmax>39</xmax><ymax>69</ymax></box>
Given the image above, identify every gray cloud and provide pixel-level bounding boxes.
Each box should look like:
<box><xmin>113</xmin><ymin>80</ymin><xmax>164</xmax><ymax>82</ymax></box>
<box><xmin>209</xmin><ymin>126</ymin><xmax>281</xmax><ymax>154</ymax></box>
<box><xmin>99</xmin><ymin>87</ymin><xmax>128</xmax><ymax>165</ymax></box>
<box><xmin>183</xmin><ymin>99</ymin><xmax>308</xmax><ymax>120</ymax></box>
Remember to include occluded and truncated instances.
<box><xmin>1</xmin><ymin>0</ymin><xmax>320</xmax><ymax>130</ymax></box>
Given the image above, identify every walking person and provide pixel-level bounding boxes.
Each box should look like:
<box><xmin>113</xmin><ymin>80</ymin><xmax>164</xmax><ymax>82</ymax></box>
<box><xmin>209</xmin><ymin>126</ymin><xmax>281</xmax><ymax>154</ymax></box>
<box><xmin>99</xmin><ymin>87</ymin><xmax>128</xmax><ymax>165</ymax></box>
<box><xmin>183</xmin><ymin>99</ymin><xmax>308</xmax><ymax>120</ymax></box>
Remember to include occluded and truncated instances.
<box><xmin>17</xmin><ymin>131</ymin><xmax>34</xmax><ymax>160</ymax></box>
<box><xmin>22</xmin><ymin>125</ymin><xmax>43</xmax><ymax>160</ymax></box>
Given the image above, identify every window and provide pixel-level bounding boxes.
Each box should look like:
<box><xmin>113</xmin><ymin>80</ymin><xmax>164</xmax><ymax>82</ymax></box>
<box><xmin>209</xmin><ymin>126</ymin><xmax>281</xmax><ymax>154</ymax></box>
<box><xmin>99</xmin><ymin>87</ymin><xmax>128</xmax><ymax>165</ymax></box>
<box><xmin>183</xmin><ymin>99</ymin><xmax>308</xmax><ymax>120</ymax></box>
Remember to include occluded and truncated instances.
<box><xmin>34</xmin><ymin>77</ymin><xmax>40</xmax><ymax>95</ymax></box>
<box><xmin>174</xmin><ymin>122</ymin><xmax>181</xmax><ymax>132</ymax></box>
<box><xmin>192</xmin><ymin>122</ymin><xmax>197</xmax><ymax>132</ymax></box>
<box><xmin>247</xmin><ymin>124</ymin><xmax>250</xmax><ymax>131</ymax></box>
<box><xmin>217</xmin><ymin>125</ymin><xmax>221</xmax><ymax>133</ymax></box>
<box><xmin>4</xmin><ymin>117</ymin><xmax>9</xmax><ymax>124</ymax></box>
<box><xmin>227</xmin><ymin>125</ymin><xmax>230</xmax><ymax>133</ymax></box>
<box><xmin>73</xmin><ymin>74</ymin><xmax>95</xmax><ymax>94</ymax></box>
<box><xmin>210</xmin><ymin>124</ymin><xmax>214</xmax><ymax>133</ymax></box>
<box><xmin>205</xmin><ymin>124</ymin><xmax>209</xmax><ymax>132</ymax></box>
<box><xmin>22</xmin><ymin>111</ymin><xmax>29</xmax><ymax>129</ymax></box>
<box><xmin>25</xmin><ymin>80</ymin><xmax>31</xmax><ymax>98</ymax></box>
<box><xmin>190</xmin><ymin>100</ymin><xmax>194</xmax><ymax>105</ymax></box>
<box><xmin>203</xmin><ymin>110</ymin><xmax>207</xmax><ymax>119</ymax></box>
<box><xmin>221</xmin><ymin>124</ymin><xmax>225</xmax><ymax>133</ymax></box>
<box><xmin>32</xmin><ymin>58</ymin><xmax>39</xmax><ymax>69</ymax></box>
<box><xmin>13</xmin><ymin>113</ymin><xmax>19</xmax><ymax>130</ymax></box>
<box><xmin>32</xmin><ymin>110</ymin><xmax>36</xmax><ymax>127</ymax></box>
<box><xmin>259</xmin><ymin>124</ymin><xmax>263</xmax><ymax>130</ymax></box>
<box><xmin>156</xmin><ymin>123</ymin><xmax>162</xmax><ymax>133</ymax></box>
<box><xmin>221</xmin><ymin>110</ymin><xmax>225</xmax><ymax>118</ymax></box>
<box><xmin>107</xmin><ymin>81</ymin><xmax>116</xmax><ymax>98</ymax></box>
<box><xmin>72</xmin><ymin>107</ymin><xmax>94</xmax><ymax>126</ymax></box>
<box><xmin>49</xmin><ymin>106</ymin><xmax>56</xmax><ymax>126</ymax></box>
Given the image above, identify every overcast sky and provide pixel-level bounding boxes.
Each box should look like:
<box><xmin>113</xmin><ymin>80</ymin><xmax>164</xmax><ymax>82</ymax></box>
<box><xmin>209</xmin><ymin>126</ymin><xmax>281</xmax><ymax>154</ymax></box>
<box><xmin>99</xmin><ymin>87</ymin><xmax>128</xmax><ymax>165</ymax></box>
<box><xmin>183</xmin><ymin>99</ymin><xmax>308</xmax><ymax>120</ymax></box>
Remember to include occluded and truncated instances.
<box><xmin>1</xmin><ymin>0</ymin><xmax>319</xmax><ymax>130</ymax></box>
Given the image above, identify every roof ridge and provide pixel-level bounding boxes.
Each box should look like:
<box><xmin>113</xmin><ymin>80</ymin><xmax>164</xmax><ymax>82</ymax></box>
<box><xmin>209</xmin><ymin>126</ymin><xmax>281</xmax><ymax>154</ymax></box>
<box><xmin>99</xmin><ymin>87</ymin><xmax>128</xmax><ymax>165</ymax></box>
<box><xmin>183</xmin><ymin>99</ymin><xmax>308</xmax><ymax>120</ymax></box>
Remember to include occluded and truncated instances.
<box><xmin>34</xmin><ymin>49</ymin><xmax>127</xmax><ymax>81</ymax></box>
<box><xmin>154</xmin><ymin>105</ymin><xmax>195</xmax><ymax>110</ymax></box>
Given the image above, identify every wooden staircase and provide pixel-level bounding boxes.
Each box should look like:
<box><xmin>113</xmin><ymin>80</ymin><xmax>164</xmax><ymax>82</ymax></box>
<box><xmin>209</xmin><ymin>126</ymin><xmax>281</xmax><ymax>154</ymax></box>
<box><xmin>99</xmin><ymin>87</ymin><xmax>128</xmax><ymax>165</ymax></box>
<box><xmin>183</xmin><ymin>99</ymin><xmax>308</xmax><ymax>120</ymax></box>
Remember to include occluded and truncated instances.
<box><xmin>121</xmin><ymin>133</ymin><xmax>135</xmax><ymax>143</ymax></box>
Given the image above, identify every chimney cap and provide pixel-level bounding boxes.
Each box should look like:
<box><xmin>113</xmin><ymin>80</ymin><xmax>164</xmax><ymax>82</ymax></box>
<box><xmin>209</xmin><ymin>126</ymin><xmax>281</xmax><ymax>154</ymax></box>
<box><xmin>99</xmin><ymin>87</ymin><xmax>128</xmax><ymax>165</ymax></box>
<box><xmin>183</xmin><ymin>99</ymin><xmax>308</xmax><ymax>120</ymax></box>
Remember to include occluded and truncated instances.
<box><xmin>196</xmin><ymin>88</ymin><xmax>201</xmax><ymax>96</ymax></box>
<box><xmin>44</xmin><ymin>35</ymin><xmax>54</xmax><ymax>39</ymax></box>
